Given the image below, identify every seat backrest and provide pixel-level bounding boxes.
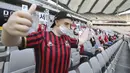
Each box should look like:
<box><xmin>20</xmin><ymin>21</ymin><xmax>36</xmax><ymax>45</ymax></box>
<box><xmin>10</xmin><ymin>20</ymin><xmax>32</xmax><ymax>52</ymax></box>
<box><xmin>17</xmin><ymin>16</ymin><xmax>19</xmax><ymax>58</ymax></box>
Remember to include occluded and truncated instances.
<box><xmin>70</xmin><ymin>48</ymin><xmax>80</xmax><ymax>67</ymax></box>
<box><xmin>105</xmin><ymin>49</ymin><xmax>111</xmax><ymax>59</ymax></box>
<box><xmin>0</xmin><ymin>47</ymin><xmax>9</xmax><ymax>57</ymax></box>
<box><xmin>89</xmin><ymin>57</ymin><xmax>102</xmax><ymax>73</ymax></box>
<box><xmin>69</xmin><ymin>70</ymin><xmax>76</xmax><ymax>73</ymax></box>
<box><xmin>8</xmin><ymin>49</ymin><xmax>35</xmax><ymax>72</ymax></box>
<box><xmin>0</xmin><ymin>62</ymin><xmax>4</xmax><ymax>73</ymax></box>
<box><xmin>8</xmin><ymin>46</ymin><xmax>18</xmax><ymax>52</ymax></box>
<box><xmin>101</xmin><ymin>51</ymin><xmax>109</xmax><ymax>63</ymax></box>
<box><xmin>0</xmin><ymin>46</ymin><xmax>6</xmax><ymax>52</ymax></box>
<box><xmin>71</xmin><ymin>52</ymin><xmax>80</xmax><ymax>66</ymax></box>
<box><xmin>96</xmin><ymin>53</ymin><xmax>106</xmax><ymax>68</ymax></box>
<box><xmin>84</xmin><ymin>41</ymin><xmax>93</xmax><ymax>52</ymax></box>
<box><xmin>109</xmin><ymin>47</ymin><xmax>115</xmax><ymax>55</ymax></box>
<box><xmin>71</xmin><ymin>48</ymin><xmax>78</xmax><ymax>53</ymax></box>
<box><xmin>111</xmin><ymin>39</ymin><xmax>122</xmax><ymax>52</ymax></box>
<box><xmin>78</xmin><ymin>62</ymin><xmax>93</xmax><ymax>73</ymax></box>
<box><xmin>107</xmin><ymin>48</ymin><xmax>113</xmax><ymax>56</ymax></box>
<box><xmin>113</xmin><ymin>44</ymin><xmax>118</xmax><ymax>53</ymax></box>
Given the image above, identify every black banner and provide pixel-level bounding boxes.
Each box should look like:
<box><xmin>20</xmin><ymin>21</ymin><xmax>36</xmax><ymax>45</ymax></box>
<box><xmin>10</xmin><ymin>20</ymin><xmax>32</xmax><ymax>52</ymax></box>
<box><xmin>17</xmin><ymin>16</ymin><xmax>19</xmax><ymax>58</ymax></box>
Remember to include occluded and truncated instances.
<box><xmin>0</xmin><ymin>8</ymin><xmax>14</xmax><ymax>26</ymax></box>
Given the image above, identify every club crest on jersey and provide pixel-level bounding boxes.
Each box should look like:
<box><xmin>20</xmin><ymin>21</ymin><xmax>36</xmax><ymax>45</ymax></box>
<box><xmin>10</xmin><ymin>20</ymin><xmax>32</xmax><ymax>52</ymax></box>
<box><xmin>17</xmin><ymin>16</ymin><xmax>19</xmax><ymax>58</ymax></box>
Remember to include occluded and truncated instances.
<box><xmin>47</xmin><ymin>41</ymin><xmax>53</xmax><ymax>46</ymax></box>
<box><xmin>65</xmin><ymin>41</ymin><xmax>70</xmax><ymax>47</ymax></box>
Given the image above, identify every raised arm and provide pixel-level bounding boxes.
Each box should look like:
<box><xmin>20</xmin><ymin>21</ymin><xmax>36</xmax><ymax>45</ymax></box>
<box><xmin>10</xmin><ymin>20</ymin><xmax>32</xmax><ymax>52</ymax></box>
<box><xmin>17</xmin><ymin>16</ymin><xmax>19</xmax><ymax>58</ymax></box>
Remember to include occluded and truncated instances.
<box><xmin>1</xmin><ymin>4</ymin><xmax>37</xmax><ymax>46</ymax></box>
<box><xmin>78</xmin><ymin>28</ymin><xmax>89</xmax><ymax>45</ymax></box>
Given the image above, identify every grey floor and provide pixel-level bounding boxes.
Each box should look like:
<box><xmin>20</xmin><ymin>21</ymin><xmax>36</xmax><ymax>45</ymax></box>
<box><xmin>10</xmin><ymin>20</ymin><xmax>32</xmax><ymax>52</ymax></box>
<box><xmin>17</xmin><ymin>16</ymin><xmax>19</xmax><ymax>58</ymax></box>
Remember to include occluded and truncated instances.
<box><xmin>115</xmin><ymin>41</ymin><xmax>130</xmax><ymax>73</ymax></box>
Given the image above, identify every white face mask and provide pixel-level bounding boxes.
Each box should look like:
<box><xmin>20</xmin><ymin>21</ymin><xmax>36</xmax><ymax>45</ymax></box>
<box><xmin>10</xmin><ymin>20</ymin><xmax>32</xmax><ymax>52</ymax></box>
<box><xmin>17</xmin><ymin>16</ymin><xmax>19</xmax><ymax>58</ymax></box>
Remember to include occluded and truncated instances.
<box><xmin>59</xmin><ymin>25</ymin><xmax>70</xmax><ymax>35</ymax></box>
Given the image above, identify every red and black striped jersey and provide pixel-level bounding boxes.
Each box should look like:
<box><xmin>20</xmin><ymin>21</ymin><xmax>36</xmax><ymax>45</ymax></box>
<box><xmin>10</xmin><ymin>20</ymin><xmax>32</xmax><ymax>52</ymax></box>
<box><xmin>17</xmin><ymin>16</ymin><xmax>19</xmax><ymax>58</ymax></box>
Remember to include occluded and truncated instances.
<box><xmin>19</xmin><ymin>30</ymin><xmax>78</xmax><ymax>73</ymax></box>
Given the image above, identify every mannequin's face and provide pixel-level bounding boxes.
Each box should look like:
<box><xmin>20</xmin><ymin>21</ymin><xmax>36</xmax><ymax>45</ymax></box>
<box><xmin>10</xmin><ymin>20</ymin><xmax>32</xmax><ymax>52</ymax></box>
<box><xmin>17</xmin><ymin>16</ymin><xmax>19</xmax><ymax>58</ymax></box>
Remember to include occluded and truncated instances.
<box><xmin>55</xmin><ymin>18</ymin><xmax>73</xmax><ymax>29</ymax></box>
<box><xmin>55</xmin><ymin>18</ymin><xmax>73</xmax><ymax>35</ymax></box>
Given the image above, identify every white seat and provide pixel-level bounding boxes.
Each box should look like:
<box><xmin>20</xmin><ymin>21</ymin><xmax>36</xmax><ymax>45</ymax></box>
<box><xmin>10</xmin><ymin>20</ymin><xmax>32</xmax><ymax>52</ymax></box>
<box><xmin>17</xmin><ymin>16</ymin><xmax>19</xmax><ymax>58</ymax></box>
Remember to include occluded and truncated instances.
<box><xmin>8</xmin><ymin>46</ymin><xmax>18</xmax><ymax>52</ymax></box>
<box><xmin>101</xmin><ymin>51</ymin><xmax>109</xmax><ymax>63</ymax></box>
<box><xmin>78</xmin><ymin>62</ymin><xmax>93</xmax><ymax>73</ymax></box>
<box><xmin>110</xmin><ymin>42</ymin><xmax>125</xmax><ymax>72</ymax></box>
<box><xmin>84</xmin><ymin>41</ymin><xmax>95</xmax><ymax>53</ymax></box>
<box><xmin>105</xmin><ymin>64</ymin><xmax>113</xmax><ymax>73</ymax></box>
<box><xmin>0</xmin><ymin>46</ymin><xmax>6</xmax><ymax>52</ymax></box>
<box><xmin>3</xmin><ymin>49</ymin><xmax>35</xmax><ymax>73</ymax></box>
<box><xmin>71</xmin><ymin>52</ymin><xmax>80</xmax><ymax>66</ymax></box>
<box><xmin>96</xmin><ymin>53</ymin><xmax>106</xmax><ymax>68</ymax></box>
<box><xmin>107</xmin><ymin>48</ymin><xmax>113</xmax><ymax>57</ymax></box>
<box><xmin>106</xmin><ymin>41</ymin><xmax>124</xmax><ymax>73</ymax></box>
<box><xmin>112</xmin><ymin>39</ymin><xmax>123</xmax><ymax>53</ymax></box>
<box><xmin>89</xmin><ymin>57</ymin><xmax>102</xmax><ymax>73</ymax></box>
<box><xmin>0</xmin><ymin>47</ymin><xmax>9</xmax><ymax>57</ymax></box>
<box><xmin>105</xmin><ymin>49</ymin><xmax>111</xmax><ymax>59</ymax></box>
<box><xmin>0</xmin><ymin>62</ymin><xmax>4</xmax><ymax>73</ymax></box>
<box><xmin>69</xmin><ymin>70</ymin><xmax>76</xmax><ymax>73</ymax></box>
<box><xmin>70</xmin><ymin>48</ymin><xmax>80</xmax><ymax>67</ymax></box>
<box><xmin>71</xmin><ymin>48</ymin><xmax>78</xmax><ymax>53</ymax></box>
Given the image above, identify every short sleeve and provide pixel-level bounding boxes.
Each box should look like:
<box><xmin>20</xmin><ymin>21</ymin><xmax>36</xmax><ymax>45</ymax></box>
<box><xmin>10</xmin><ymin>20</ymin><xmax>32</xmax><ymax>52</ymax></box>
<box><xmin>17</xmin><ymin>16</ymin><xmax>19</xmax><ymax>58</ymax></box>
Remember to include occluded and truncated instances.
<box><xmin>19</xmin><ymin>31</ymin><xmax>44</xmax><ymax>50</ymax></box>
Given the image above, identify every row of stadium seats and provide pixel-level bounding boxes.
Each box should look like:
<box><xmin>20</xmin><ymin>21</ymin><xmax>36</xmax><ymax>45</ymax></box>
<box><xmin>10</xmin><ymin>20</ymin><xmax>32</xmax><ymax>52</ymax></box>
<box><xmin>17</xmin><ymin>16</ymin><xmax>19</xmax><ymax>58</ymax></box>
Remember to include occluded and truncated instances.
<box><xmin>3</xmin><ymin>49</ymin><xmax>35</xmax><ymax>73</ymax></box>
<box><xmin>69</xmin><ymin>39</ymin><xmax>124</xmax><ymax>73</ymax></box>
<box><xmin>0</xmin><ymin>39</ymin><xmax>123</xmax><ymax>73</ymax></box>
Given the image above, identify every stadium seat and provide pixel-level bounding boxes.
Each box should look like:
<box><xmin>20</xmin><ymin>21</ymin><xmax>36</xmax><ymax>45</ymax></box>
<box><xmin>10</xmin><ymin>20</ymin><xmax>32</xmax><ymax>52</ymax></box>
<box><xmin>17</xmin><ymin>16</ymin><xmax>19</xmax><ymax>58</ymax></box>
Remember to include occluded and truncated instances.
<box><xmin>0</xmin><ymin>46</ymin><xmax>6</xmax><ymax>52</ymax></box>
<box><xmin>96</xmin><ymin>53</ymin><xmax>106</xmax><ymax>68</ymax></box>
<box><xmin>110</xmin><ymin>42</ymin><xmax>125</xmax><ymax>72</ymax></box>
<box><xmin>3</xmin><ymin>49</ymin><xmax>35</xmax><ymax>73</ymax></box>
<box><xmin>105</xmin><ymin>63</ymin><xmax>113</xmax><ymax>73</ymax></box>
<box><xmin>71</xmin><ymin>48</ymin><xmax>79</xmax><ymax>53</ymax></box>
<box><xmin>71</xmin><ymin>52</ymin><xmax>80</xmax><ymax>66</ymax></box>
<box><xmin>0</xmin><ymin>62</ymin><xmax>4</xmax><ymax>73</ymax></box>
<box><xmin>78</xmin><ymin>62</ymin><xmax>93</xmax><ymax>73</ymax></box>
<box><xmin>101</xmin><ymin>51</ymin><xmax>109</xmax><ymax>63</ymax></box>
<box><xmin>0</xmin><ymin>46</ymin><xmax>9</xmax><ymax>72</ymax></box>
<box><xmin>105</xmin><ymin>40</ymin><xmax>124</xmax><ymax>73</ymax></box>
<box><xmin>89</xmin><ymin>57</ymin><xmax>102</xmax><ymax>73</ymax></box>
<box><xmin>0</xmin><ymin>46</ymin><xmax>9</xmax><ymax>57</ymax></box>
<box><xmin>69</xmin><ymin>48</ymin><xmax>80</xmax><ymax>69</ymax></box>
<box><xmin>105</xmin><ymin>49</ymin><xmax>111</xmax><ymax>59</ymax></box>
<box><xmin>8</xmin><ymin>46</ymin><xmax>18</xmax><ymax>52</ymax></box>
<box><xmin>69</xmin><ymin>70</ymin><xmax>76</xmax><ymax>73</ymax></box>
<box><xmin>83</xmin><ymin>41</ymin><xmax>95</xmax><ymax>53</ymax></box>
